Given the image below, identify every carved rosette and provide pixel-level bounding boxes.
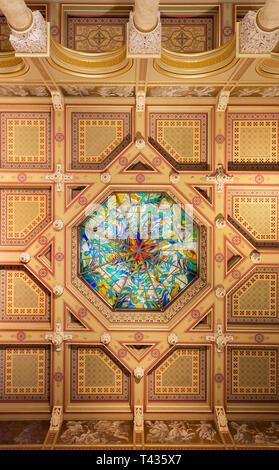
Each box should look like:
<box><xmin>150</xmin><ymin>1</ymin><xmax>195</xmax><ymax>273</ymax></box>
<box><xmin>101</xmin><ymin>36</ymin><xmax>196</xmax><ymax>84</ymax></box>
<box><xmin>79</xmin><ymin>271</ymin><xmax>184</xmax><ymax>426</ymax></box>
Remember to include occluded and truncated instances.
<box><xmin>9</xmin><ymin>10</ymin><xmax>47</xmax><ymax>54</ymax></box>
<box><xmin>100</xmin><ymin>332</ymin><xmax>111</xmax><ymax>345</ymax></box>
<box><xmin>240</xmin><ymin>10</ymin><xmax>279</xmax><ymax>54</ymax></box>
<box><xmin>134</xmin><ymin>366</ymin><xmax>144</xmax><ymax>380</ymax></box>
<box><xmin>53</xmin><ymin>285</ymin><xmax>64</xmax><ymax>297</ymax></box>
<box><xmin>100</xmin><ymin>172</ymin><xmax>111</xmax><ymax>184</ymax></box>
<box><xmin>215</xmin><ymin>215</ymin><xmax>226</xmax><ymax>229</ymax></box>
<box><xmin>169</xmin><ymin>172</ymin><xmax>180</xmax><ymax>184</ymax></box>
<box><xmin>215</xmin><ymin>285</ymin><xmax>226</xmax><ymax>298</ymax></box>
<box><xmin>135</xmin><ymin>138</ymin><xmax>146</xmax><ymax>149</ymax></box>
<box><xmin>53</xmin><ymin>219</ymin><xmax>64</xmax><ymax>231</ymax></box>
<box><xmin>127</xmin><ymin>12</ymin><xmax>161</xmax><ymax>58</ymax></box>
<box><xmin>19</xmin><ymin>252</ymin><xmax>31</xmax><ymax>263</ymax></box>
<box><xmin>250</xmin><ymin>250</ymin><xmax>261</xmax><ymax>263</ymax></box>
<box><xmin>168</xmin><ymin>333</ymin><xmax>178</xmax><ymax>346</ymax></box>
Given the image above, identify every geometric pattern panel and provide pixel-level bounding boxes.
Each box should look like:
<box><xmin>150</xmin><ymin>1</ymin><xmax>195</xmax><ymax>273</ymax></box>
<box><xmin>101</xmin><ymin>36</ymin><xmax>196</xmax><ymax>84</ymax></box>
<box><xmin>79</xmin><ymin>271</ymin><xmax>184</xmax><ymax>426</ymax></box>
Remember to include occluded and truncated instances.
<box><xmin>229</xmin><ymin>421</ymin><xmax>279</xmax><ymax>446</ymax></box>
<box><xmin>0</xmin><ymin>346</ymin><xmax>50</xmax><ymax>401</ymax></box>
<box><xmin>0</xmin><ymin>112</ymin><xmax>52</xmax><ymax>169</ymax></box>
<box><xmin>227</xmin><ymin>189</ymin><xmax>279</xmax><ymax>248</ymax></box>
<box><xmin>67</xmin><ymin>16</ymin><xmax>127</xmax><ymax>52</ymax></box>
<box><xmin>145</xmin><ymin>420</ymin><xmax>221</xmax><ymax>444</ymax></box>
<box><xmin>66</xmin><ymin>15</ymin><xmax>215</xmax><ymax>53</ymax></box>
<box><xmin>227</xmin><ymin>113</ymin><xmax>279</xmax><ymax>171</ymax></box>
<box><xmin>0</xmin><ymin>420</ymin><xmax>49</xmax><ymax>445</ymax></box>
<box><xmin>148</xmin><ymin>347</ymin><xmax>207</xmax><ymax>401</ymax></box>
<box><xmin>227</xmin><ymin>266</ymin><xmax>279</xmax><ymax>325</ymax></box>
<box><xmin>0</xmin><ymin>187</ymin><xmax>52</xmax><ymax>246</ymax></box>
<box><xmin>70</xmin><ymin>346</ymin><xmax>130</xmax><ymax>401</ymax></box>
<box><xmin>227</xmin><ymin>347</ymin><xmax>279</xmax><ymax>402</ymax></box>
<box><xmin>57</xmin><ymin>420</ymin><xmax>133</xmax><ymax>445</ymax></box>
<box><xmin>0</xmin><ymin>266</ymin><xmax>51</xmax><ymax>322</ymax></box>
<box><xmin>149</xmin><ymin>112</ymin><xmax>208</xmax><ymax>170</ymax></box>
<box><xmin>70</xmin><ymin>111</ymin><xmax>131</xmax><ymax>170</ymax></box>
<box><xmin>161</xmin><ymin>16</ymin><xmax>215</xmax><ymax>53</ymax></box>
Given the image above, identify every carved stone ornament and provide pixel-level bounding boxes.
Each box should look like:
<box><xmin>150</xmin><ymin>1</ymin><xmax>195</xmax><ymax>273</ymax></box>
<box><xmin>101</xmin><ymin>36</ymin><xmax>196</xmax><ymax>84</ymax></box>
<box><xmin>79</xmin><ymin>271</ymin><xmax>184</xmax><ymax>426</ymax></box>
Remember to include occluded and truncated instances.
<box><xmin>45</xmin><ymin>322</ymin><xmax>73</xmax><ymax>352</ymax></box>
<box><xmin>136</xmin><ymin>91</ymin><xmax>145</xmax><ymax>113</ymax></box>
<box><xmin>50</xmin><ymin>406</ymin><xmax>63</xmax><ymax>431</ymax></box>
<box><xmin>46</xmin><ymin>164</ymin><xmax>73</xmax><ymax>192</ymax></box>
<box><xmin>217</xmin><ymin>90</ymin><xmax>230</xmax><ymax>112</ymax></box>
<box><xmin>215</xmin><ymin>215</ymin><xmax>226</xmax><ymax>229</ymax></box>
<box><xmin>135</xmin><ymin>137</ymin><xmax>146</xmax><ymax>149</ymax></box>
<box><xmin>100</xmin><ymin>172</ymin><xmax>111</xmax><ymax>184</ymax></box>
<box><xmin>240</xmin><ymin>10</ymin><xmax>279</xmax><ymax>54</ymax></box>
<box><xmin>250</xmin><ymin>250</ymin><xmax>261</xmax><ymax>264</ymax></box>
<box><xmin>215</xmin><ymin>406</ymin><xmax>229</xmax><ymax>433</ymax></box>
<box><xmin>100</xmin><ymin>332</ymin><xmax>111</xmax><ymax>345</ymax></box>
<box><xmin>9</xmin><ymin>10</ymin><xmax>47</xmax><ymax>54</ymax></box>
<box><xmin>168</xmin><ymin>333</ymin><xmax>178</xmax><ymax>346</ymax></box>
<box><xmin>169</xmin><ymin>171</ymin><xmax>180</xmax><ymax>184</ymax></box>
<box><xmin>51</xmin><ymin>91</ymin><xmax>64</xmax><ymax>111</ymax></box>
<box><xmin>134</xmin><ymin>366</ymin><xmax>144</xmax><ymax>380</ymax></box>
<box><xmin>53</xmin><ymin>285</ymin><xmax>64</xmax><ymax>297</ymax></box>
<box><xmin>134</xmin><ymin>405</ymin><xmax>144</xmax><ymax>431</ymax></box>
<box><xmin>206</xmin><ymin>164</ymin><xmax>234</xmax><ymax>193</ymax></box>
<box><xmin>127</xmin><ymin>11</ymin><xmax>161</xmax><ymax>58</ymax></box>
<box><xmin>19</xmin><ymin>252</ymin><xmax>31</xmax><ymax>263</ymax></box>
<box><xmin>53</xmin><ymin>219</ymin><xmax>64</xmax><ymax>231</ymax></box>
<box><xmin>215</xmin><ymin>285</ymin><xmax>226</xmax><ymax>298</ymax></box>
<box><xmin>206</xmin><ymin>324</ymin><xmax>233</xmax><ymax>353</ymax></box>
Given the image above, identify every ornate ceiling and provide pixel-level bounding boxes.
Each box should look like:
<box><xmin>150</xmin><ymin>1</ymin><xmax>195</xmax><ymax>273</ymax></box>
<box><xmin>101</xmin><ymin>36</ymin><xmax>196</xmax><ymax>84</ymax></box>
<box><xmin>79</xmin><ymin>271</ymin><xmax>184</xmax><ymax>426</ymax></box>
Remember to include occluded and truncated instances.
<box><xmin>0</xmin><ymin>0</ymin><xmax>279</xmax><ymax>452</ymax></box>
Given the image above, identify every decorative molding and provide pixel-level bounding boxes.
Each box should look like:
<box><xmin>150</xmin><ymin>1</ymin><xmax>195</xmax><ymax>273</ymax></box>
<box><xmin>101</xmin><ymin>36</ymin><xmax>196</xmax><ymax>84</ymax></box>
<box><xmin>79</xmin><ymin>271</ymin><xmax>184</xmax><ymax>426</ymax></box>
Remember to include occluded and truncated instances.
<box><xmin>46</xmin><ymin>164</ymin><xmax>73</xmax><ymax>192</ymax></box>
<box><xmin>239</xmin><ymin>10</ymin><xmax>279</xmax><ymax>56</ymax></box>
<box><xmin>19</xmin><ymin>252</ymin><xmax>31</xmax><ymax>264</ymax></box>
<box><xmin>45</xmin><ymin>322</ymin><xmax>72</xmax><ymax>352</ymax></box>
<box><xmin>134</xmin><ymin>405</ymin><xmax>144</xmax><ymax>432</ymax></box>
<box><xmin>51</xmin><ymin>91</ymin><xmax>64</xmax><ymax>111</ymax></box>
<box><xmin>10</xmin><ymin>11</ymin><xmax>50</xmax><ymax>56</ymax></box>
<box><xmin>206</xmin><ymin>164</ymin><xmax>234</xmax><ymax>193</ymax></box>
<box><xmin>136</xmin><ymin>91</ymin><xmax>145</xmax><ymax>113</ymax></box>
<box><xmin>50</xmin><ymin>406</ymin><xmax>63</xmax><ymax>431</ymax></box>
<box><xmin>167</xmin><ymin>333</ymin><xmax>178</xmax><ymax>346</ymax></box>
<box><xmin>206</xmin><ymin>324</ymin><xmax>233</xmax><ymax>352</ymax></box>
<box><xmin>53</xmin><ymin>219</ymin><xmax>64</xmax><ymax>231</ymax></box>
<box><xmin>127</xmin><ymin>12</ymin><xmax>161</xmax><ymax>58</ymax></box>
<box><xmin>134</xmin><ymin>366</ymin><xmax>144</xmax><ymax>380</ymax></box>
<box><xmin>217</xmin><ymin>90</ymin><xmax>230</xmax><ymax>112</ymax></box>
<box><xmin>100</xmin><ymin>332</ymin><xmax>111</xmax><ymax>345</ymax></box>
<box><xmin>215</xmin><ymin>406</ymin><xmax>229</xmax><ymax>433</ymax></box>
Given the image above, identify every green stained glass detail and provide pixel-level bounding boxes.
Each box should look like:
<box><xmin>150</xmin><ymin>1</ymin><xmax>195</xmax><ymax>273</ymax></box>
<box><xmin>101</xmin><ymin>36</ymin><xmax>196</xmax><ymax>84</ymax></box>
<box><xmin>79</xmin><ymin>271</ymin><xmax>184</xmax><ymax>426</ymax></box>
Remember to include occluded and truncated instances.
<box><xmin>79</xmin><ymin>192</ymin><xmax>198</xmax><ymax>310</ymax></box>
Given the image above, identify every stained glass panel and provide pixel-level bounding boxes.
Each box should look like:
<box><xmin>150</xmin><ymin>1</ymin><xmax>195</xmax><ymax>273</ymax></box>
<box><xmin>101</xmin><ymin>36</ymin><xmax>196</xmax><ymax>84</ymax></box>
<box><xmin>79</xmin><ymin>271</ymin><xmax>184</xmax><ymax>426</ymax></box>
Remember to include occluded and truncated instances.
<box><xmin>79</xmin><ymin>193</ymin><xmax>198</xmax><ymax>310</ymax></box>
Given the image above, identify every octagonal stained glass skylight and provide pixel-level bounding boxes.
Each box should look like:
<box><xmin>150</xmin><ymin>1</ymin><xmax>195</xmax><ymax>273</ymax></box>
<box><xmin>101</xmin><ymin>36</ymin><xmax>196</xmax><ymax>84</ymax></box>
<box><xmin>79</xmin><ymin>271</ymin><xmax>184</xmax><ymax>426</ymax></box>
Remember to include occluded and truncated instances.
<box><xmin>79</xmin><ymin>192</ymin><xmax>198</xmax><ymax>310</ymax></box>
